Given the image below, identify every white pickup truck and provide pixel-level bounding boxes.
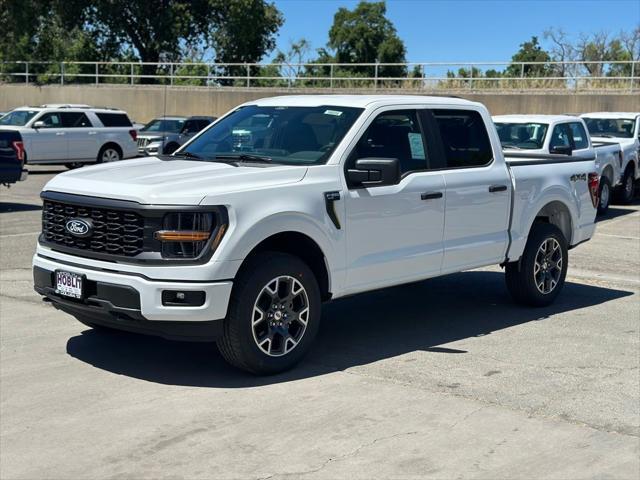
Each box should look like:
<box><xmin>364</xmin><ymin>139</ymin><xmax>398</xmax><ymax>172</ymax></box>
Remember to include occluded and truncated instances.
<box><xmin>33</xmin><ymin>95</ymin><xmax>599</xmax><ymax>374</ymax></box>
<box><xmin>581</xmin><ymin>112</ymin><xmax>640</xmax><ymax>204</ymax></box>
<box><xmin>494</xmin><ymin>114</ymin><xmax>622</xmax><ymax>213</ymax></box>
<box><xmin>0</xmin><ymin>104</ymin><xmax>138</xmax><ymax>169</ymax></box>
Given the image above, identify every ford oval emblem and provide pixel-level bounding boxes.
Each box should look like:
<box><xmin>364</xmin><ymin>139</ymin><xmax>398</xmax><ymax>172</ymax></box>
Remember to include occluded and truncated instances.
<box><xmin>65</xmin><ymin>218</ymin><xmax>93</xmax><ymax>238</ymax></box>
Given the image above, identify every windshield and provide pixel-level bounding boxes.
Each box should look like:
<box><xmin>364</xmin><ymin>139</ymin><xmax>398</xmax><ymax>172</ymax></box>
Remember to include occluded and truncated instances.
<box><xmin>583</xmin><ymin>118</ymin><xmax>635</xmax><ymax>139</ymax></box>
<box><xmin>180</xmin><ymin>105</ymin><xmax>363</xmax><ymax>165</ymax></box>
<box><xmin>0</xmin><ymin>110</ymin><xmax>39</xmax><ymax>126</ymax></box>
<box><xmin>141</xmin><ymin>119</ymin><xmax>185</xmax><ymax>133</ymax></box>
<box><xmin>495</xmin><ymin>122</ymin><xmax>549</xmax><ymax>149</ymax></box>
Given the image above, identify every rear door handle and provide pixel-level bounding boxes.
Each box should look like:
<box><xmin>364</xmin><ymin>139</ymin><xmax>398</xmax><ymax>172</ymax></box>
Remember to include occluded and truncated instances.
<box><xmin>55</xmin><ymin>132</ymin><xmax>65</xmax><ymax>136</ymax></box>
<box><xmin>421</xmin><ymin>192</ymin><xmax>443</xmax><ymax>200</ymax></box>
<box><xmin>489</xmin><ymin>185</ymin><xmax>507</xmax><ymax>193</ymax></box>
<box><xmin>88</xmin><ymin>131</ymin><xmax>97</xmax><ymax>135</ymax></box>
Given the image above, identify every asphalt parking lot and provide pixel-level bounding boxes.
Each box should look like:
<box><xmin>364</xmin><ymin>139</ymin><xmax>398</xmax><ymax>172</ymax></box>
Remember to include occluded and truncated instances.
<box><xmin>1</xmin><ymin>166</ymin><xmax>639</xmax><ymax>479</ymax></box>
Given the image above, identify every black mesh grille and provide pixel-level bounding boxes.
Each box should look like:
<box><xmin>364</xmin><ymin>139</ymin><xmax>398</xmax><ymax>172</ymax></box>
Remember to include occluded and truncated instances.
<box><xmin>42</xmin><ymin>200</ymin><xmax>145</xmax><ymax>257</ymax></box>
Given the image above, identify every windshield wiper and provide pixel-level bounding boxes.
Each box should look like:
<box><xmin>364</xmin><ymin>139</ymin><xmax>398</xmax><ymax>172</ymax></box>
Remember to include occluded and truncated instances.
<box><xmin>214</xmin><ymin>154</ymin><xmax>274</xmax><ymax>164</ymax></box>
<box><xmin>172</xmin><ymin>151</ymin><xmax>204</xmax><ymax>160</ymax></box>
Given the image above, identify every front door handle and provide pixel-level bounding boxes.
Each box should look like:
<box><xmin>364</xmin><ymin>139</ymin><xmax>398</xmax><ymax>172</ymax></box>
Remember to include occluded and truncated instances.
<box><xmin>489</xmin><ymin>185</ymin><xmax>507</xmax><ymax>193</ymax></box>
<box><xmin>55</xmin><ymin>132</ymin><xmax>65</xmax><ymax>136</ymax></box>
<box><xmin>421</xmin><ymin>192</ymin><xmax>443</xmax><ymax>200</ymax></box>
<box><xmin>88</xmin><ymin>131</ymin><xmax>97</xmax><ymax>135</ymax></box>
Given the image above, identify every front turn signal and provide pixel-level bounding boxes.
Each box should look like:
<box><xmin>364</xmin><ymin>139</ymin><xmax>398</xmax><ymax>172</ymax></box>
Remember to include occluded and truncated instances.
<box><xmin>154</xmin><ymin>230</ymin><xmax>211</xmax><ymax>242</ymax></box>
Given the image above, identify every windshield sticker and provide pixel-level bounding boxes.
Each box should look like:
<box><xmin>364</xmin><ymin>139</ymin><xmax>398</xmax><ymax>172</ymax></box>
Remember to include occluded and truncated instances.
<box><xmin>324</xmin><ymin>110</ymin><xmax>343</xmax><ymax>116</ymax></box>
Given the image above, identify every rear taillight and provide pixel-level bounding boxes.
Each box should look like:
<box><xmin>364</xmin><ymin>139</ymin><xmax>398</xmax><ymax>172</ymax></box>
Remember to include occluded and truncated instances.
<box><xmin>588</xmin><ymin>172</ymin><xmax>599</xmax><ymax>208</ymax></box>
<box><xmin>129</xmin><ymin>129</ymin><xmax>137</xmax><ymax>141</ymax></box>
<box><xmin>11</xmin><ymin>141</ymin><xmax>25</xmax><ymax>163</ymax></box>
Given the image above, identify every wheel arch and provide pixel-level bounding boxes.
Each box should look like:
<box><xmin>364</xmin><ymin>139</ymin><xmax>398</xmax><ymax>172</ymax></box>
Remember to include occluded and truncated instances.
<box><xmin>99</xmin><ymin>142</ymin><xmax>123</xmax><ymax>159</ymax></box>
<box><xmin>531</xmin><ymin>200</ymin><xmax>573</xmax><ymax>245</ymax></box>
<box><xmin>237</xmin><ymin>231</ymin><xmax>332</xmax><ymax>302</ymax></box>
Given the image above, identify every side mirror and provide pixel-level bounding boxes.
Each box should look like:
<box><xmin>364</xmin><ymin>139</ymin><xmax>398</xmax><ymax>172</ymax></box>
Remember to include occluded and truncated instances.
<box><xmin>32</xmin><ymin>121</ymin><xmax>45</xmax><ymax>129</ymax></box>
<box><xmin>347</xmin><ymin>158</ymin><xmax>400</xmax><ymax>187</ymax></box>
<box><xmin>550</xmin><ymin>145</ymin><xmax>572</xmax><ymax>156</ymax></box>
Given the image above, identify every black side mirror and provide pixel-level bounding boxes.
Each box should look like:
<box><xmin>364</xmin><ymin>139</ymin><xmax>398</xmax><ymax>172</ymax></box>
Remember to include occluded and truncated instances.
<box><xmin>550</xmin><ymin>145</ymin><xmax>572</xmax><ymax>156</ymax></box>
<box><xmin>347</xmin><ymin>158</ymin><xmax>401</xmax><ymax>187</ymax></box>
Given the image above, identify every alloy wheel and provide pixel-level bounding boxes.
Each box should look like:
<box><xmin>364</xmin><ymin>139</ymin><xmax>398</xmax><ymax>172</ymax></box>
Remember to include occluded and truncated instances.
<box><xmin>102</xmin><ymin>148</ymin><xmax>120</xmax><ymax>162</ymax></box>
<box><xmin>533</xmin><ymin>238</ymin><xmax>563</xmax><ymax>294</ymax></box>
<box><xmin>251</xmin><ymin>275</ymin><xmax>310</xmax><ymax>357</ymax></box>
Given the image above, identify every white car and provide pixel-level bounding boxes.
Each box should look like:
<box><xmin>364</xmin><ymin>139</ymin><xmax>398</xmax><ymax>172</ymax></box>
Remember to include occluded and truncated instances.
<box><xmin>581</xmin><ymin>112</ymin><xmax>640</xmax><ymax>204</ymax></box>
<box><xmin>33</xmin><ymin>95</ymin><xmax>599</xmax><ymax>374</ymax></box>
<box><xmin>494</xmin><ymin>114</ymin><xmax>622</xmax><ymax>213</ymax></box>
<box><xmin>0</xmin><ymin>104</ymin><xmax>138</xmax><ymax>169</ymax></box>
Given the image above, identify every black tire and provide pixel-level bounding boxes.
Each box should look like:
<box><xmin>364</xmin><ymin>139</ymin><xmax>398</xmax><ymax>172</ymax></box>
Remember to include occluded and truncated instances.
<box><xmin>65</xmin><ymin>162</ymin><xmax>83</xmax><ymax>170</ymax></box>
<box><xmin>597</xmin><ymin>176</ymin><xmax>611</xmax><ymax>215</ymax></box>
<box><xmin>163</xmin><ymin>142</ymin><xmax>180</xmax><ymax>155</ymax></box>
<box><xmin>505</xmin><ymin>222</ymin><xmax>568</xmax><ymax>307</ymax></box>
<box><xmin>615</xmin><ymin>167</ymin><xmax>635</xmax><ymax>204</ymax></box>
<box><xmin>217</xmin><ymin>252</ymin><xmax>321</xmax><ymax>375</ymax></box>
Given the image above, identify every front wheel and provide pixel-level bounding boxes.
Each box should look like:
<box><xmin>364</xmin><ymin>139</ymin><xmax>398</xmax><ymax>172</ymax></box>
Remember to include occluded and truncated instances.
<box><xmin>505</xmin><ymin>223</ymin><xmax>568</xmax><ymax>307</ymax></box>
<box><xmin>597</xmin><ymin>177</ymin><xmax>611</xmax><ymax>215</ymax></box>
<box><xmin>217</xmin><ymin>252</ymin><xmax>321</xmax><ymax>375</ymax></box>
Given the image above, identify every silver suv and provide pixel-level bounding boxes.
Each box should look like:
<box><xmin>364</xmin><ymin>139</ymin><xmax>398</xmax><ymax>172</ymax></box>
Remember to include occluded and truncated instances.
<box><xmin>137</xmin><ymin>116</ymin><xmax>216</xmax><ymax>156</ymax></box>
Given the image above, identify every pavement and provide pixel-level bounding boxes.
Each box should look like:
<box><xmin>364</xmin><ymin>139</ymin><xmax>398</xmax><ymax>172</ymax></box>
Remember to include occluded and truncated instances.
<box><xmin>1</xmin><ymin>165</ymin><xmax>639</xmax><ymax>479</ymax></box>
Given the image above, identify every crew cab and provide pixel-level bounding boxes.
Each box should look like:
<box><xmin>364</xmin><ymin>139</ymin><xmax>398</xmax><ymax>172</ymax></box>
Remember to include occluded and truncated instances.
<box><xmin>494</xmin><ymin>114</ymin><xmax>622</xmax><ymax>213</ymax></box>
<box><xmin>32</xmin><ymin>96</ymin><xmax>599</xmax><ymax>374</ymax></box>
<box><xmin>0</xmin><ymin>104</ymin><xmax>138</xmax><ymax>169</ymax></box>
<box><xmin>0</xmin><ymin>130</ymin><xmax>27</xmax><ymax>187</ymax></box>
<box><xmin>580</xmin><ymin>112</ymin><xmax>640</xmax><ymax>204</ymax></box>
<box><xmin>137</xmin><ymin>116</ymin><xmax>216</xmax><ymax>156</ymax></box>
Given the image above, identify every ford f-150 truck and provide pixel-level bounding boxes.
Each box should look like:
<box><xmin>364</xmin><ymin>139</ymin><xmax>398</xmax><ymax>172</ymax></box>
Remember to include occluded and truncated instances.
<box><xmin>494</xmin><ymin>114</ymin><xmax>621</xmax><ymax>213</ymax></box>
<box><xmin>581</xmin><ymin>112</ymin><xmax>640</xmax><ymax>204</ymax></box>
<box><xmin>33</xmin><ymin>95</ymin><xmax>599</xmax><ymax>374</ymax></box>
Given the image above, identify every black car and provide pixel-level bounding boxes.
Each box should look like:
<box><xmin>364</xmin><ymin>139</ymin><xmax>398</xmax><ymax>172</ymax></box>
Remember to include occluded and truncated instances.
<box><xmin>0</xmin><ymin>130</ymin><xmax>27</xmax><ymax>186</ymax></box>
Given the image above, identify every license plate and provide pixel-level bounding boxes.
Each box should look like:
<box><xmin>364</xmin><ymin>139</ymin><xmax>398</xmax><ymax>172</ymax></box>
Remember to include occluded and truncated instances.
<box><xmin>55</xmin><ymin>271</ymin><xmax>84</xmax><ymax>299</ymax></box>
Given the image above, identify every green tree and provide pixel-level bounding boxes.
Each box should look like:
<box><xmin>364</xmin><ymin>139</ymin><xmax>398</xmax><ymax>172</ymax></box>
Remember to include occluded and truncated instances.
<box><xmin>327</xmin><ymin>1</ymin><xmax>407</xmax><ymax>80</ymax></box>
<box><xmin>505</xmin><ymin>36</ymin><xmax>552</xmax><ymax>78</ymax></box>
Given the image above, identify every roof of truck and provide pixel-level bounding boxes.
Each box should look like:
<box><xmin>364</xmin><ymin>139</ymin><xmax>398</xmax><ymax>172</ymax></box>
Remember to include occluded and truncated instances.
<box><xmin>245</xmin><ymin>95</ymin><xmax>481</xmax><ymax>109</ymax></box>
<box><xmin>580</xmin><ymin>112</ymin><xmax>640</xmax><ymax>119</ymax></box>
<box><xmin>492</xmin><ymin>114</ymin><xmax>579</xmax><ymax>124</ymax></box>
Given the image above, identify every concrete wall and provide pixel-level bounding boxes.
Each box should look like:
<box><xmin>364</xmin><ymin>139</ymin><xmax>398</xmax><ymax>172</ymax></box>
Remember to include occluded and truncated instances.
<box><xmin>1</xmin><ymin>84</ymin><xmax>638</xmax><ymax>122</ymax></box>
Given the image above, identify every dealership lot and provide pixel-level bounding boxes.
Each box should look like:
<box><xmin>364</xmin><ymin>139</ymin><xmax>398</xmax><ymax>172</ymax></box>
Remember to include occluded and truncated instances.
<box><xmin>1</xmin><ymin>166</ymin><xmax>639</xmax><ymax>478</ymax></box>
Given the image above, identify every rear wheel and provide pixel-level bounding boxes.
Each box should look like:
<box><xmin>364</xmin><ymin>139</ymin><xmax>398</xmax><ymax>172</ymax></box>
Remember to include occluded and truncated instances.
<box><xmin>65</xmin><ymin>162</ymin><xmax>83</xmax><ymax>169</ymax></box>
<box><xmin>615</xmin><ymin>167</ymin><xmax>635</xmax><ymax>204</ymax></box>
<box><xmin>597</xmin><ymin>177</ymin><xmax>611</xmax><ymax>214</ymax></box>
<box><xmin>217</xmin><ymin>252</ymin><xmax>321</xmax><ymax>375</ymax></box>
<box><xmin>98</xmin><ymin>145</ymin><xmax>122</xmax><ymax>163</ymax></box>
<box><xmin>505</xmin><ymin>223</ymin><xmax>568</xmax><ymax>307</ymax></box>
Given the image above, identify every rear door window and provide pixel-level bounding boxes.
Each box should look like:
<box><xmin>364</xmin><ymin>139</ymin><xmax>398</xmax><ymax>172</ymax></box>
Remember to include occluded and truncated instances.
<box><xmin>431</xmin><ymin>109</ymin><xmax>493</xmax><ymax>168</ymax></box>
<box><xmin>568</xmin><ymin>122</ymin><xmax>589</xmax><ymax>149</ymax></box>
<box><xmin>96</xmin><ymin>113</ymin><xmax>132</xmax><ymax>127</ymax></box>
<box><xmin>61</xmin><ymin>112</ymin><xmax>93</xmax><ymax>128</ymax></box>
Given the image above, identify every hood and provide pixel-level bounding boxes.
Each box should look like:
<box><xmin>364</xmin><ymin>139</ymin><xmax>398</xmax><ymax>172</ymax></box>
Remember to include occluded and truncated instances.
<box><xmin>43</xmin><ymin>156</ymin><xmax>308</xmax><ymax>205</ymax></box>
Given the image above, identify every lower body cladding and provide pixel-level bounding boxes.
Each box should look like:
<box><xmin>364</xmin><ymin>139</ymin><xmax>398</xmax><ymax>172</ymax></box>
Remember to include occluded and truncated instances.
<box><xmin>32</xmin><ymin>255</ymin><xmax>233</xmax><ymax>342</ymax></box>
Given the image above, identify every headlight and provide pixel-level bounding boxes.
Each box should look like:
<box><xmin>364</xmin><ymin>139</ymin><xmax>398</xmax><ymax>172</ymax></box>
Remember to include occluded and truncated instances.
<box><xmin>154</xmin><ymin>210</ymin><xmax>227</xmax><ymax>259</ymax></box>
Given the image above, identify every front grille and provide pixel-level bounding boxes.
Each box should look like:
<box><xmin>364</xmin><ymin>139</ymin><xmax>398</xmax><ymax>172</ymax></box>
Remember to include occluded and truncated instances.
<box><xmin>137</xmin><ymin>137</ymin><xmax>149</xmax><ymax>148</ymax></box>
<box><xmin>42</xmin><ymin>200</ymin><xmax>145</xmax><ymax>257</ymax></box>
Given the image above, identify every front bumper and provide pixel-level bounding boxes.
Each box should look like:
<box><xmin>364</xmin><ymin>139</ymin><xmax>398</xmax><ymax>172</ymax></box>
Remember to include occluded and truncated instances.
<box><xmin>33</xmin><ymin>254</ymin><xmax>233</xmax><ymax>341</ymax></box>
<box><xmin>138</xmin><ymin>141</ymin><xmax>162</xmax><ymax>156</ymax></box>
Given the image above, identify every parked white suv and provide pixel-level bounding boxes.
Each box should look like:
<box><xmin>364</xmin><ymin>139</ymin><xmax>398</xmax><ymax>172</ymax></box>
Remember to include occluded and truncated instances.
<box><xmin>0</xmin><ymin>104</ymin><xmax>138</xmax><ymax>169</ymax></box>
<box><xmin>33</xmin><ymin>96</ymin><xmax>599</xmax><ymax>374</ymax></box>
<box><xmin>581</xmin><ymin>112</ymin><xmax>640</xmax><ymax>203</ymax></box>
<box><xmin>494</xmin><ymin>114</ymin><xmax>622</xmax><ymax>213</ymax></box>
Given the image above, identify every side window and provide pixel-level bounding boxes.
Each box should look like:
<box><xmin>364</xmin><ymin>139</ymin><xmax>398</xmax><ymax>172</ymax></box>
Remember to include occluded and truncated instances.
<box><xmin>96</xmin><ymin>113</ymin><xmax>133</xmax><ymax>127</ymax></box>
<box><xmin>37</xmin><ymin>112</ymin><xmax>63</xmax><ymax>128</ymax></box>
<box><xmin>351</xmin><ymin>110</ymin><xmax>427</xmax><ymax>175</ymax></box>
<box><xmin>569</xmin><ymin>122</ymin><xmax>589</xmax><ymax>149</ymax></box>
<box><xmin>431</xmin><ymin>109</ymin><xmax>493</xmax><ymax>168</ymax></box>
<box><xmin>549</xmin><ymin>124</ymin><xmax>572</xmax><ymax>150</ymax></box>
<box><xmin>61</xmin><ymin>112</ymin><xmax>93</xmax><ymax>128</ymax></box>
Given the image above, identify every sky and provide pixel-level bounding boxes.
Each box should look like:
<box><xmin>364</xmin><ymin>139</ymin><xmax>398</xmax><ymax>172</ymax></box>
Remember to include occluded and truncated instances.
<box><xmin>268</xmin><ymin>0</ymin><xmax>640</xmax><ymax>63</ymax></box>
